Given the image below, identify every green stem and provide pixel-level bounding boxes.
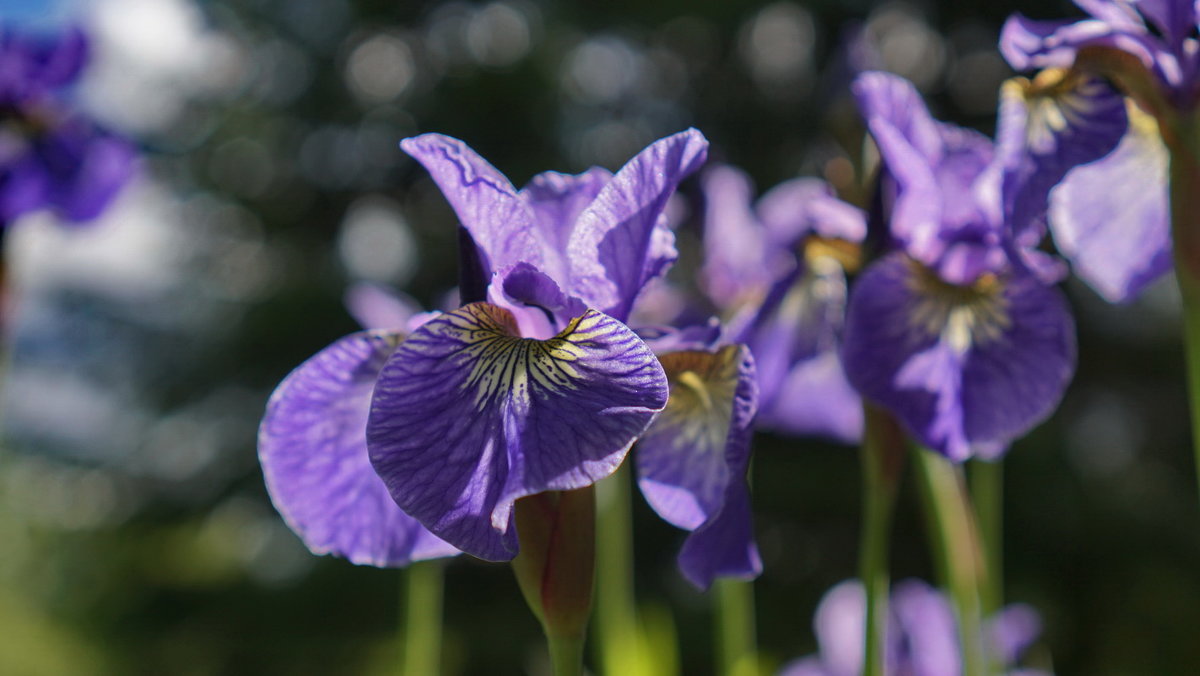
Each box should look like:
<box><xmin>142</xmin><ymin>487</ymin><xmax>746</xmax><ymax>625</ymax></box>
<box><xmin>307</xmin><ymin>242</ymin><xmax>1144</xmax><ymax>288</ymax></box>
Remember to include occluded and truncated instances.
<box><xmin>1168</xmin><ymin>114</ymin><xmax>1200</xmax><ymax>507</ymax></box>
<box><xmin>594</xmin><ymin>466</ymin><xmax>638</xmax><ymax>675</ymax></box>
<box><xmin>970</xmin><ymin>460</ymin><xmax>1003</xmax><ymax>617</ymax></box>
<box><xmin>858</xmin><ymin>406</ymin><xmax>905</xmax><ymax>676</ymax></box>
<box><xmin>715</xmin><ymin>579</ymin><xmax>756</xmax><ymax>676</ymax></box>
<box><xmin>547</xmin><ymin>635</ymin><xmax>585</xmax><ymax>676</ymax></box>
<box><xmin>401</xmin><ymin>560</ymin><xmax>445</xmax><ymax>676</ymax></box>
<box><xmin>914</xmin><ymin>448</ymin><xmax>987</xmax><ymax>676</ymax></box>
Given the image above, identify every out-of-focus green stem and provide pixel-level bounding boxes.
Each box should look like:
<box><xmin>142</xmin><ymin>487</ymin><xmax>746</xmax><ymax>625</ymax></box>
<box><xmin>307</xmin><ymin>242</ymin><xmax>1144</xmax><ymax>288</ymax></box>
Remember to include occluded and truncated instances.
<box><xmin>970</xmin><ymin>460</ymin><xmax>1003</xmax><ymax>617</ymax></box>
<box><xmin>858</xmin><ymin>406</ymin><xmax>906</xmax><ymax>676</ymax></box>
<box><xmin>914</xmin><ymin>448</ymin><xmax>987</xmax><ymax>676</ymax></box>
<box><xmin>1167</xmin><ymin>114</ymin><xmax>1200</xmax><ymax>507</ymax></box>
<box><xmin>402</xmin><ymin>560</ymin><xmax>444</xmax><ymax>676</ymax></box>
<box><xmin>594</xmin><ymin>466</ymin><xmax>637</xmax><ymax>675</ymax></box>
<box><xmin>547</xmin><ymin>635</ymin><xmax>585</xmax><ymax>676</ymax></box>
<box><xmin>715</xmin><ymin>579</ymin><xmax>756</xmax><ymax>676</ymax></box>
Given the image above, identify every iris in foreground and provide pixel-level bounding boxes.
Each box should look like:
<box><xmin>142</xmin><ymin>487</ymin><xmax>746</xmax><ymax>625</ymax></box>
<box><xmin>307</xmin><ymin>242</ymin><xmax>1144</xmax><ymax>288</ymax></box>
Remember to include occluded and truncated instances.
<box><xmin>260</xmin><ymin>129</ymin><xmax>710</xmax><ymax>674</ymax></box>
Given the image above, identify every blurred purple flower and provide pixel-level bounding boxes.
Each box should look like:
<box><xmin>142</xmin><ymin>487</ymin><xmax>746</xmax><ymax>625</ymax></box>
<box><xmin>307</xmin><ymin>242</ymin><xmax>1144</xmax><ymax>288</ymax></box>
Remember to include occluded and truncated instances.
<box><xmin>1001</xmin><ymin>1</ymin><xmax>1200</xmax><ymax>108</ymax></box>
<box><xmin>1000</xmin><ymin>4</ymin><xmax>1178</xmax><ymax>302</ymax></box>
<box><xmin>634</xmin><ymin>326</ymin><xmax>762</xmax><ymax>589</ymax></box>
<box><xmin>698</xmin><ymin>164</ymin><xmax>866</xmax><ymax>443</ymax></box>
<box><xmin>0</xmin><ymin>25</ymin><xmax>135</xmax><ymax>228</ymax></box>
<box><xmin>779</xmin><ymin>579</ymin><xmax>1052</xmax><ymax>676</ymax></box>
<box><xmin>845</xmin><ymin>72</ymin><xmax>1080</xmax><ymax>461</ymax></box>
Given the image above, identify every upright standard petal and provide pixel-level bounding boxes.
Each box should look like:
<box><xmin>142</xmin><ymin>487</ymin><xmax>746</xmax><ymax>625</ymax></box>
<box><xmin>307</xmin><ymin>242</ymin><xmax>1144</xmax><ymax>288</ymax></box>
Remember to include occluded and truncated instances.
<box><xmin>259</xmin><ymin>331</ymin><xmax>459</xmax><ymax>567</ymax></box>
<box><xmin>1048</xmin><ymin>101</ymin><xmax>1172</xmax><ymax>301</ymax></box>
<box><xmin>567</xmin><ymin>128</ymin><xmax>708</xmax><ymax>321</ymax></box>
<box><xmin>635</xmin><ymin>344</ymin><xmax>761</xmax><ymax>589</ymax></box>
<box><xmin>368</xmin><ymin>302</ymin><xmax>668</xmax><ymax>561</ymax></box>
<box><xmin>700</xmin><ymin>165</ymin><xmax>773</xmax><ymax>308</ymax></box>
<box><xmin>400</xmin><ymin>134</ymin><xmax>543</xmax><ymax>274</ymax></box>
<box><xmin>841</xmin><ymin>254</ymin><xmax>1076</xmax><ymax>461</ymax></box>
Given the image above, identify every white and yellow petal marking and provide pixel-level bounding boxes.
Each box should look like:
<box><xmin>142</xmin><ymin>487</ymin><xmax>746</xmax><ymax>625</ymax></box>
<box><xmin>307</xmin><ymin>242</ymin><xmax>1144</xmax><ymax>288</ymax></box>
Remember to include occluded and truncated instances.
<box><xmin>905</xmin><ymin>259</ymin><xmax>1011</xmax><ymax>354</ymax></box>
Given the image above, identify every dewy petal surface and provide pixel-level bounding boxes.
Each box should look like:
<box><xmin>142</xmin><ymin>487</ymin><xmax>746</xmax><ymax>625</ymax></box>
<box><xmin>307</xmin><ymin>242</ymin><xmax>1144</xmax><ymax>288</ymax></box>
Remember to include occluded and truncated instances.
<box><xmin>1048</xmin><ymin>102</ymin><xmax>1172</xmax><ymax>302</ymax></box>
<box><xmin>368</xmin><ymin>302</ymin><xmax>668</xmax><ymax>561</ymax></box>
<box><xmin>567</xmin><ymin>128</ymin><xmax>708</xmax><ymax>321</ymax></box>
<box><xmin>841</xmin><ymin>254</ymin><xmax>1076</xmax><ymax>461</ymax></box>
<box><xmin>636</xmin><ymin>345</ymin><xmax>761</xmax><ymax>589</ymax></box>
<box><xmin>259</xmin><ymin>331</ymin><xmax>459</xmax><ymax>567</ymax></box>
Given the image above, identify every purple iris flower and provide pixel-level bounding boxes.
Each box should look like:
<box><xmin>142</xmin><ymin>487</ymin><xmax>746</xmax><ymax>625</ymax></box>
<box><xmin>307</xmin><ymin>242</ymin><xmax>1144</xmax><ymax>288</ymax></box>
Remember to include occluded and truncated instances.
<box><xmin>844</xmin><ymin>72</ymin><xmax>1082</xmax><ymax>461</ymax></box>
<box><xmin>698</xmin><ymin>165</ymin><xmax>867</xmax><ymax>443</ymax></box>
<box><xmin>259</xmin><ymin>284</ymin><xmax>460</xmax><ymax>567</ymax></box>
<box><xmin>1001</xmin><ymin>5</ymin><xmax>1178</xmax><ymax>302</ymax></box>
<box><xmin>779</xmin><ymin>578</ymin><xmax>1051</xmax><ymax>676</ymax></box>
<box><xmin>0</xmin><ymin>25</ymin><xmax>135</xmax><ymax>227</ymax></box>
<box><xmin>361</xmin><ymin>130</ymin><xmax>709</xmax><ymax>562</ymax></box>
<box><xmin>633</xmin><ymin>325</ymin><xmax>762</xmax><ymax>589</ymax></box>
<box><xmin>1001</xmin><ymin>1</ymin><xmax>1200</xmax><ymax>108</ymax></box>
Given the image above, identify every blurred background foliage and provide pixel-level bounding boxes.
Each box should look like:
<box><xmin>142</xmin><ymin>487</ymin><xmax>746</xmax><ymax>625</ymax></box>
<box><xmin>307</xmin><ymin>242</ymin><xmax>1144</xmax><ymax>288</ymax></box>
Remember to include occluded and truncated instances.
<box><xmin>1</xmin><ymin>0</ymin><xmax>1198</xmax><ymax>674</ymax></box>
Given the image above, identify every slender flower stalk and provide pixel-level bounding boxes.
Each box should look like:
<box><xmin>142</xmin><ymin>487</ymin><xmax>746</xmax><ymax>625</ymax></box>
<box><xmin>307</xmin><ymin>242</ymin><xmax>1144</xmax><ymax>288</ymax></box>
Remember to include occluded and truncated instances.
<box><xmin>913</xmin><ymin>448</ymin><xmax>988</xmax><ymax>676</ymax></box>
<box><xmin>857</xmin><ymin>406</ymin><xmax>905</xmax><ymax>676</ymax></box>
<box><xmin>593</xmin><ymin>466</ymin><xmax>641</xmax><ymax>676</ymax></box>
<box><xmin>402</xmin><ymin>561</ymin><xmax>445</xmax><ymax>676</ymax></box>
<box><xmin>970</xmin><ymin>460</ymin><xmax>1004</xmax><ymax>617</ymax></box>
<box><xmin>715</xmin><ymin>578</ymin><xmax>757</xmax><ymax>676</ymax></box>
<box><xmin>511</xmin><ymin>488</ymin><xmax>597</xmax><ymax>676</ymax></box>
<box><xmin>1168</xmin><ymin>114</ymin><xmax>1200</xmax><ymax>502</ymax></box>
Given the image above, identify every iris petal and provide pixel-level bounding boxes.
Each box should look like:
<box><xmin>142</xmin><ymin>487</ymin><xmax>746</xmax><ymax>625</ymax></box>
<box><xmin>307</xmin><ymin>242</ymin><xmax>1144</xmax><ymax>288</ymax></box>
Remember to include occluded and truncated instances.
<box><xmin>635</xmin><ymin>345</ymin><xmax>761</xmax><ymax>588</ymax></box>
<box><xmin>841</xmin><ymin>254</ymin><xmax>1075</xmax><ymax>461</ymax></box>
<box><xmin>368</xmin><ymin>302</ymin><xmax>668</xmax><ymax>561</ymax></box>
<box><xmin>1048</xmin><ymin>102</ymin><xmax>1171</xmax><ymax>302</ymax></box>
<box><xmin>567</xmin><ymin>128</ymin><xmax>708</xmax><ymax>321</ymax></box>
<box><xmin>400</xmin><ymin>134</ymin><xmax>543</xmax><ymax>275</ymax></box>
<box><xmin>259</xmin><ymin>331</ymin><xmax>459</xmax><ymax>567</ymax></box>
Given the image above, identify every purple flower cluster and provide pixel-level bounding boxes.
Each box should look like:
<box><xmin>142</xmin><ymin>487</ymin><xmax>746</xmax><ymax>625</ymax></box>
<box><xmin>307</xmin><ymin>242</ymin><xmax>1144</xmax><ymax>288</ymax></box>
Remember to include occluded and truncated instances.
<box><xmin>0</xmin><ymin>26</ymin><xmax>135</xmax><ymax>228</ymax></box>
<box><xmin>260</xmin><ymin>130</ymin><xmax>763</xmax><ymax>588</ymax></box>
<box><xmin>781</xmin><ymin>579</ymin><xmax>1048</xmax><ymax>676</ymax></box>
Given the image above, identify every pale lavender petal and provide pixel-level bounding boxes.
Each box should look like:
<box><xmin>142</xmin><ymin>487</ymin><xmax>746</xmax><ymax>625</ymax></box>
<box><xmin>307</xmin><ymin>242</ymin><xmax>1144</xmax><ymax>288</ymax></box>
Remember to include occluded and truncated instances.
<box><xmin>259</xmin><ymin>331</ymin><xmax>460</xmax><ymax>567</ymax></box>
<box><xmin>777</xmin><ymin>658</ymin><xmax>834</xmax><ymax>676</ymax></box>
<box><xmin>520</xmin><ymin>167</ymin><xmax>612</xmax><ymax>285</ymax></box>
<box><xmin>988</xmin><ymin>603</ymin><xmax>1043</xmax><ymax>665</ymax></box>
<box><xmin>891</xmin><ymin>580</ymin><xmax>960</xmax><ymax>676</ymax></box>
<box><xmin>854</xmin><ymin>72</ymin><xmax>1002</xmax><ymax>283</ymax></box>
<box><xmin>852</xmin><ymin>71</ymin><xmax>946</xmax><ymax>162</ymax></box>
<box><xmin>344</xmin><ymin>283</ymin><xmax>421</xmax><ymax>331</ymax></box>
<box><xmin>813</xmin><ymin>580</ymin><xmax>866</xmax><ymax>676</ymax></box>
<box><xmin>567</xmin><ymin>128</ymin><xmax>708</xmax><ymax>321</ymax></box>
<box><xmin>757</xmin><ymin>178</ymin><xmax>867</xmax><ymax>246</ymax></box>
<box><xmin>741</xmin><ymin>259</ymin><xmax>861</xmax><ymax>443</ymax></box>
<box><xmin>1048</xmin><ymin>104</ymin><xmax>1171</xmax><ymax>302</ymax></box>
<box><xmin>368</xmin><ymin>303</ymin><xmax>668</xmax><ymax>560</ymax></box>
<box><xmin>841</xmin><ymin>254</ymin><xmax>1075</xmax><ymax>461</ymax></box>
<box><xmin>400</xmin><ymin>134</ymin><xmax>542</xmax><ymax>274</ymax></box>
<box><xmin>700</xmin><ymin>165</ymin><xmax>772</xmax><ymax>307</ymax></box>
<box><xmin>763</xmin><ymin>350</ymin><xmax>863</xmax><ymax>444</ymax></box>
